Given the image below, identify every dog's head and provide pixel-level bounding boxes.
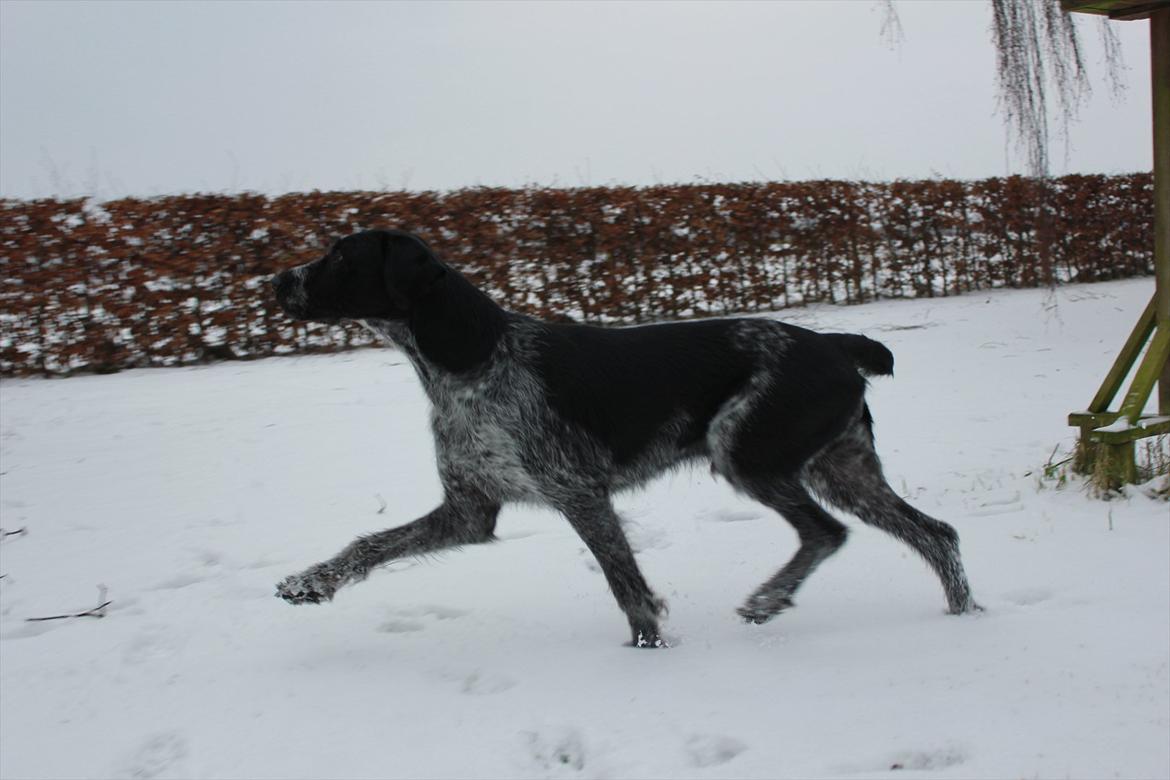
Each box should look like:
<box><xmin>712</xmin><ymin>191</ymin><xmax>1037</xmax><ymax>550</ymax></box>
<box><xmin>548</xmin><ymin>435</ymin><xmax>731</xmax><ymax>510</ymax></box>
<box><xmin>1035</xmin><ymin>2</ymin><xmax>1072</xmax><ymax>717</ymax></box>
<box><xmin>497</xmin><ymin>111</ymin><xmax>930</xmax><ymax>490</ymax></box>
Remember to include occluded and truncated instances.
<box><xmin>272</xmin><ymin>229</ymin><xmax>446</xmax><ymax>323</ymax></box>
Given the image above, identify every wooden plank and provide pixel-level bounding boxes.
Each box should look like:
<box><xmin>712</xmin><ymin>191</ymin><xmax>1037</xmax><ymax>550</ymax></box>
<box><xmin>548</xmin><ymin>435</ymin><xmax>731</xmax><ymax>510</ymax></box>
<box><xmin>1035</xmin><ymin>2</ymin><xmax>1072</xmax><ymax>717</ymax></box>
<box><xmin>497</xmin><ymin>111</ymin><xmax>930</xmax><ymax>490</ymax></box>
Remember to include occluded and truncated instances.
<box><xmin>1089</xmin><ymin>416</ymin><xmax>1170</xmax><ymax>444</ymax></box>
<box><xmin>1069</xmin><ymin>410</ymin><xmax>1124</xmax><ymax>428</ymax></box>
<box><xmin>1062</xmin><ymin>0</ymin><xmax>1170</xmax><ymax>18</ymax></box>
<box><xmin>1112</xmin><ymin>2</ymin><xmax>1170</xmax><ymax>19</ymax></box>
<box><xmin>1153</xmin><ymin>9</ymin><xmax>1170</xmax><ymax>413</ymax></box>
<box><xmin>1119</xmin><ymin>324</ymin><xmax>1170</xmax><ymax>422</ymax></box>
<box><xmin>1086</xmin><ymin>294</ymin><xmax>1157</xmax><ymax>413</ymax></box>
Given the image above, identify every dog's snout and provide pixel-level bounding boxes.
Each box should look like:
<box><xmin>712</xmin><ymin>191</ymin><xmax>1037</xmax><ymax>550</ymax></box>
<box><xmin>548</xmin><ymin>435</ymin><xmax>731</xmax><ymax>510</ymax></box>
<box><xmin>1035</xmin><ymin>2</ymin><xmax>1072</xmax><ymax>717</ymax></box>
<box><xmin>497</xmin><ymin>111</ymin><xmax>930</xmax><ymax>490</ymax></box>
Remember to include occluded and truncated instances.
<box><xmin>272</xmin><ymin>269</ymin><xmax>307</xmax><ymax>318</ymax></box>
<box><xmin>272</xmin><ymin>271</ymin><xmax>291</xmax><ymax>297</ymax></box>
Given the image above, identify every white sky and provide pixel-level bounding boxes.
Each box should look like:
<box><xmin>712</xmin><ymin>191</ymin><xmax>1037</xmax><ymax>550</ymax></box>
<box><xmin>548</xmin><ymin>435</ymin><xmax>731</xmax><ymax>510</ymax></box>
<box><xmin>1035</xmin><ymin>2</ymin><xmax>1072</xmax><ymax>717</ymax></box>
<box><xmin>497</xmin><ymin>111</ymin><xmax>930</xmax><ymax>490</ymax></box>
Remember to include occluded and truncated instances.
<box><xmin>0</xmin><ymin>0</ymin><xmax>1154</xmax><ymax>200</ymax></box>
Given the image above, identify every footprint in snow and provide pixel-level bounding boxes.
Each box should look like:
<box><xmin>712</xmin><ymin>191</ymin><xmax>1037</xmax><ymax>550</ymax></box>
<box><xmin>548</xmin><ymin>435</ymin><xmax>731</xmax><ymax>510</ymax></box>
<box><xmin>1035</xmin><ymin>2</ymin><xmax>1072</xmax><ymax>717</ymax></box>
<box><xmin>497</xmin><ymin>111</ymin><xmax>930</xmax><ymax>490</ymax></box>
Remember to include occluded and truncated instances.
<box><xmin>833</xmin><ymin>745</ymin><xmax>968</xmax><ymax>776</ymax></box>
<box><xmin>886</xmin><ymin>746</ymin><xmax>968</xmax><ymax>772</ymax></box>
<box><xmin>1003</xmin><ymin>587</ymin><xmax>1053</xmax><ymax>607</ymax></box>
<box><xmin>376</xmin><ymin>604</ymin><xmax>469</xmax><ymax>634</ymax></box>
<box><xmin>963</xmin><ymin>490</ymin><xmax>1024</xmax><ymax>517</ymax></box>
<box><xmin>624</xmin><ymin>522</ymin><xmax>670</xmax><ymax>554</ymax></box>
<box><xmin>115</xmin><ymin>732</ymin><xmax>190</xmax><ymax>779</ymax></box>
<box><xmin>0</xmin><ymin>620</ymin><xmax>60</xmax><ymax>641</ymax></box>
<box><xmin>151</xmin><ymin>572</ymin><xmax>215</xmax><ymax>591</ymax></box>
<box><xmin>420</xmin><ymin>604</ymin><xmax>469</xmax><ymax>620</ymax></box>
<box><xmin>193</xmin><ymin>549</ymin><xmax>223</xmax><ymax>567</ymax></box>
<box><xmin>461</xmin><ymin>670</ymin><xmax>518</xmax><ymax>695</ymax></box>
<box><xmin>377</xmin><ymin>618</ymin><xmax>427</xmax><ymax>634</ymax></box>
<box><xmin>685</xmin><ymin>734</ymin><xmax>748</xmax><ymax>768</ymax></box>
<box><xmin>580</xmin><ymin>520</ymin><xmax>669</xmax><ymax>571</ymax></box>
<box><xmin>240</xmin><ymin>556</ymin><xmax>287</xmax><ymax>571</ymax></box>
<box><xmin>523</xmin><ymin>727</ymin><xmax>587</xmax><ymax>774</ymax></box>
<box><xmin>121</xmin><ymin>627</ymin><xmax>184</xmax><ymax>666</ymax></box>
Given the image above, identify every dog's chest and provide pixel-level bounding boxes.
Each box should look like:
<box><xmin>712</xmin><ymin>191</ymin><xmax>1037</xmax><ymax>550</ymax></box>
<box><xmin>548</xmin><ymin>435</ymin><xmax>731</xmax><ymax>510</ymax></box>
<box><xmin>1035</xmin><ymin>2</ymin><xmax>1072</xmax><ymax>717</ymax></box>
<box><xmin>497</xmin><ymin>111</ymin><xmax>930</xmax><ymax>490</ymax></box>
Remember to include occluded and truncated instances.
<box><xmin>428</xmin><ymin>382</ymin><xmax>541</xmax><ymax>499</ymax></box>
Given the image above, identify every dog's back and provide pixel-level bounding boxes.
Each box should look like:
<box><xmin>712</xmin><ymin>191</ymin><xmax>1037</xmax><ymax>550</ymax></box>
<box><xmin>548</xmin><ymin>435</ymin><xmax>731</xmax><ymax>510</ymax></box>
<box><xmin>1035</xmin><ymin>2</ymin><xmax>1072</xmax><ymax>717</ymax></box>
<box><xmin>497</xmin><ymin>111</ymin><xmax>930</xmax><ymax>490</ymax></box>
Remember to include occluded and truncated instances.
<box><xmin>530</xmin><ymin>317</ymin><xmax>883</xmax><ymax>478</ymax></box>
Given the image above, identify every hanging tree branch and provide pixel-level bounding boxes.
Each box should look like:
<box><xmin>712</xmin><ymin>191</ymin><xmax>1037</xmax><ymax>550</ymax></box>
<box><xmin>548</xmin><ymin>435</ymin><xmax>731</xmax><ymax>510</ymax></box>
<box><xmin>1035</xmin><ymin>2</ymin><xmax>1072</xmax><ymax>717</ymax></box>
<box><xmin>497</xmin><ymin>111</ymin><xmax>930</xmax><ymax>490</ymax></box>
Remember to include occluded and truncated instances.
<box><xmin>879</xmin><ymin>0</ymin><xmax>1127</xmax><ymax>178</ymax></box>
<box><xmin>992</xmin><ymin>0</ymin><xmax>1129</xmax><ymax>176</ymax></box>
<box><xmin>876</xmin><ymin>0</ymin><xmax>906</xmax><ymax>50</ymax></box>
<box><xmin>991</xmin><ymin>0</ymin><xmax>1091</xmax><ymax>176</ymax></box>
<box><xmin>1096</xmin><ymin>17</ymin><xmax>1128</xmax><ymax>101</ymax></box>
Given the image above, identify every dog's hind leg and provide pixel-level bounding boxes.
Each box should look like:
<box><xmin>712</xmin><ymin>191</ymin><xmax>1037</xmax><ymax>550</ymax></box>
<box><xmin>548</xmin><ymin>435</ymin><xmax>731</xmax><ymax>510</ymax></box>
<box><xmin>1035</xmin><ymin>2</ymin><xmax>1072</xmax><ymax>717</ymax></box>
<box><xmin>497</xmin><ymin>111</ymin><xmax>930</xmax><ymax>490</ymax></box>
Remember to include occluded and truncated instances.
<box><xmin>276</xmin><ymin>494</ymin><xmax>500</xmax><ymax>605</ymax></box>
<box><xmin>734</xmin><ymin>478</ymin><xmax>850</xmax><ymax>623</ymax></box>
<box><xmin>558</xmin><ymin>493</ymin><xmax>667</xmax><ymax>647</ymax></box>
<box><xmin>805</xmin><ymin>413</ymin><xmax>978</xmax><ymax>614</ymax></box>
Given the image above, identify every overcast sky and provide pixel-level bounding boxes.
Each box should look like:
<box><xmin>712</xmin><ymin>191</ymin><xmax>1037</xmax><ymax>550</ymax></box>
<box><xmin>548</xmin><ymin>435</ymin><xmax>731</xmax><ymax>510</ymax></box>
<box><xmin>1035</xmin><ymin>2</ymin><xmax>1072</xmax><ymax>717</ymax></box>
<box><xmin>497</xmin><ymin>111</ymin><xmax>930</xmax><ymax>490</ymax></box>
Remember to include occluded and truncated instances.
<box><xmin>0</xmin><ymin>0</ymin><xmax>1154</xmax><ymax>200</ymax></box>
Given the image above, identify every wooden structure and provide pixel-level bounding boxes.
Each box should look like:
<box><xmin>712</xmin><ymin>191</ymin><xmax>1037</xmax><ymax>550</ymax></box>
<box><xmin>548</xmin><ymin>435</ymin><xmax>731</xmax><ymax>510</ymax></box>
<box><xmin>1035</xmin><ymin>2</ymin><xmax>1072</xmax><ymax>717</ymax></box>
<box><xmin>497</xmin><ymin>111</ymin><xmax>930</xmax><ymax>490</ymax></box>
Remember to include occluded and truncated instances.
<box><xmin>1064</xmin><ymin>0</ymin><xmax>1170</xmax><ymax>488</ymax></box>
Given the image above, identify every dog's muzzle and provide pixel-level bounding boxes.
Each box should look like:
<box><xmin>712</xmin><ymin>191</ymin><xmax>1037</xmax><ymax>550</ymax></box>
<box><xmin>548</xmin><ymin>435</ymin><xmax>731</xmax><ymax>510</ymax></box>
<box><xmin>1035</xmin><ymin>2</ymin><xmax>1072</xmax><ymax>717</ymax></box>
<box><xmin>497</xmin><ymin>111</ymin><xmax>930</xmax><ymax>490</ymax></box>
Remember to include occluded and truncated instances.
<box><xmin>272</xmin><ymin>269</ymin><xmax>307</xmax><ymax>318</ymax></box>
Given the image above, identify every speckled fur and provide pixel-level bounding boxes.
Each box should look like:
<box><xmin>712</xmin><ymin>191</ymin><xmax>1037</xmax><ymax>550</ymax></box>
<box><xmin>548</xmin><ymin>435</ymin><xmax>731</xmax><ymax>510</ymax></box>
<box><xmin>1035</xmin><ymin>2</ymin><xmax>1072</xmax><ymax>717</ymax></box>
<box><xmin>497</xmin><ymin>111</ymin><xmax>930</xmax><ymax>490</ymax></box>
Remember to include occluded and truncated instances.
<box><xmin>271</xmin><ymin>229</ymin><xmax>978</xmax><ymax>648</ymax></box>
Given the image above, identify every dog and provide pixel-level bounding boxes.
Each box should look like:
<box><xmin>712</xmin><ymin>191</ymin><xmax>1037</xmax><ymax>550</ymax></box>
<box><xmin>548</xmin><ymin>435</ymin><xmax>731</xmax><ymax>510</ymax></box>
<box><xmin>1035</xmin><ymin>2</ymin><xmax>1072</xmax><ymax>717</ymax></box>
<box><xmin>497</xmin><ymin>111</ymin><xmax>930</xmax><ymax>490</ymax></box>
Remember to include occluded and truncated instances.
<box><xmin>272</xmin><ymin>229</ymin><xmax>977</xmax><ymax>647</ymax></box>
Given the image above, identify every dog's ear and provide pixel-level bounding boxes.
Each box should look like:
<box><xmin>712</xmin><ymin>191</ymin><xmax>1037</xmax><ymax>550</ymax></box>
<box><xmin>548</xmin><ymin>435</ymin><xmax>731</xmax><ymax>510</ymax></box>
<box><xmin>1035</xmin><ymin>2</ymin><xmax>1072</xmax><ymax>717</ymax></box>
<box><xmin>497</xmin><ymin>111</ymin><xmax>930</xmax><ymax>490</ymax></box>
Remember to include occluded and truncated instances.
<box><xmin>382</xmin><ymin>232</ymin><xmax>446</xmax><ymax>310</ymax></box>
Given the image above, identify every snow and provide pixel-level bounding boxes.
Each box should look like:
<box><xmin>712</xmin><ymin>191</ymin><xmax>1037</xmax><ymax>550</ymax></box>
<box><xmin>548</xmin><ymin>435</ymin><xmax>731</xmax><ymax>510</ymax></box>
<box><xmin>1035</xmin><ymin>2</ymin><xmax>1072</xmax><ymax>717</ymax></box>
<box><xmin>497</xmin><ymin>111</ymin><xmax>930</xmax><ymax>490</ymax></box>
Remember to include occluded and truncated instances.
<box><xmin>1096</xmin><ymin>415</ymin><xmax>1170</xmax><ymax>434</ymax></box>
<box><xmin>1</xmin><ymin>278</ymin><xmax>1167</xmax><ymax>780</ymax></box>
<box><xmin>1097</xmin><ymin>416</ymin><xmax>1139</xmax><ymax>433</ymax></box>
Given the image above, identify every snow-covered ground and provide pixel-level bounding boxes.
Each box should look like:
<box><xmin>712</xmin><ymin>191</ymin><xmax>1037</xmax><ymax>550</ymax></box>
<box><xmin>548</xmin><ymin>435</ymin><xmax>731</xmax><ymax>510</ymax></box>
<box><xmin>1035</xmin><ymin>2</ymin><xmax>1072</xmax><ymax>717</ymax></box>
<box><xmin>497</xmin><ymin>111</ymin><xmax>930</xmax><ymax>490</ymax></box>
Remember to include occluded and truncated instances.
<box><xmin>1</xmin><ymin>278</ymin><xmax>1167</xmax><ymax>780</ymax></box>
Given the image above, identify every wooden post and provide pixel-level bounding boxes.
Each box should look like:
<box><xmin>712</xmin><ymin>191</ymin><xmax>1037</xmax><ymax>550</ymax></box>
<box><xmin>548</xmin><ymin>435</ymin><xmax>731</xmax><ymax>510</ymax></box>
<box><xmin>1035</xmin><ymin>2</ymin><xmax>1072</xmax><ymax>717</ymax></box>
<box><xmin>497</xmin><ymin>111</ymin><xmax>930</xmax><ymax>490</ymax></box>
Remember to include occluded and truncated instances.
<box><xmin>1100</xmin><ymin>440</ymin><xmax>1139</xmax><ymax>490</ymax></box>
<box><xmin>1153</xmin><ymin>8</ymin><xmax>1170</xmax><ymax>413</ymax></box>
<box><xmin>1062</xmin><ymin>1</ymin><xmax>1170</xmax><ymax>490</ymax></box>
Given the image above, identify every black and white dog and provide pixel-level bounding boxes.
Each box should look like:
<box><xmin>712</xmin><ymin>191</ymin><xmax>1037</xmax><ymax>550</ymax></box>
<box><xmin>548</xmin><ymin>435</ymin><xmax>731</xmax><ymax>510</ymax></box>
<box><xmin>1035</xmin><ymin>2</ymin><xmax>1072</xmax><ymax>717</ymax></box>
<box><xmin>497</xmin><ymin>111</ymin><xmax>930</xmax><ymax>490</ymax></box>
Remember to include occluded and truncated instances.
<box><xmin>272</xmin><ymin>229</ymin><xmax>977</xmax><ymax>647</ymax></box>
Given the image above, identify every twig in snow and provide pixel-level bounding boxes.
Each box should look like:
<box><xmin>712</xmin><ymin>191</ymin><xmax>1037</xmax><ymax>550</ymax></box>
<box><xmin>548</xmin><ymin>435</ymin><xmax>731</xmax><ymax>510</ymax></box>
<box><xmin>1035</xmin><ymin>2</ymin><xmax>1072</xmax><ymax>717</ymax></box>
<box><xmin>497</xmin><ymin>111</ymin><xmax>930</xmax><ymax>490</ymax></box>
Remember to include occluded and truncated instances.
<box><xmin>26</xmin><ymin>585</ymin><xmax>111</xmax><ymax>622</ymax></box>
<box><xmin>0</xmin><ymin>526</ymin><xmax>28</xmax><ymax>539</ymax></box>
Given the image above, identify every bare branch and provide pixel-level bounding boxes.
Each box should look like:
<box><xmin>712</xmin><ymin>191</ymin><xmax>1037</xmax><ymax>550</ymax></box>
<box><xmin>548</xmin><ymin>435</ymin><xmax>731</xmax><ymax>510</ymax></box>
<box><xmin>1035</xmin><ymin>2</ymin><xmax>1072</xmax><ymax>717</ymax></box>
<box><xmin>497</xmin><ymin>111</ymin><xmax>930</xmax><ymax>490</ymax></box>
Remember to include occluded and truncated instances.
<box><xmin>875</xmin><ymin>0</ymin><xmax>905</xmax><ymax>50</ymax></box>
<box><xmin>26</xmin><ymin>585</ymin><xmax>112</xmax><ymax>622</ymax></box>
<box><xmin>990</xmin><ymin>0</ymin><xmax>1125</xmax><ymax>177</ymax></box>
<box><xmin>1097</xmin><ymin>18</ymin><xmax>1128</xmax><ymax>101</ymax></box>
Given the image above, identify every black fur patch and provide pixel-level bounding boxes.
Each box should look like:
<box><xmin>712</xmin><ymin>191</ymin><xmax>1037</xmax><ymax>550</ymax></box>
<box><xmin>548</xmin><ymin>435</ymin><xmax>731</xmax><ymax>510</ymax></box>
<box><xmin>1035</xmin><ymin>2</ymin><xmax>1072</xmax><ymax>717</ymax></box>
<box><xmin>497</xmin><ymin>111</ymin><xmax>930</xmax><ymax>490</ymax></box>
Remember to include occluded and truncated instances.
<box><xmin>535</xmin><ymin>320</ymin><xmax>754</xmax><ymax>464</ymax></box>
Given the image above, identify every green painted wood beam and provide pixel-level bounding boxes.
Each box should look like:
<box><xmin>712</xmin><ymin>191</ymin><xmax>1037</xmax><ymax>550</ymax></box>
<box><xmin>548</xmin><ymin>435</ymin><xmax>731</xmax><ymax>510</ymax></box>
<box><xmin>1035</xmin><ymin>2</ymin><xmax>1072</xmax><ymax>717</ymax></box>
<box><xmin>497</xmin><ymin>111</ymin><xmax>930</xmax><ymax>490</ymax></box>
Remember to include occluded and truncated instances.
<box><xmin>1152</xmin><ymin>9</ymin><xmax>1170</xmax><ymax>413</ymax></box>
<box><xmin>1119</xmin><ymin>324</ymin><xmax>1170</xmax><ymax>423</ymax></box>
<box><xmin>1062</xmin><ymin>0</ymin><xmax>1170</xmax><ymax>20</ymax></box>
<box><xmin>1066</xmin><ymin>6</ymin><xmax>1170</xmax><ymax>488</ymax></box>
<box><xmin>1086</xmin><ymin>294</ymin><xmax>1157</xmax><ymax>414</ymax></box>
<box><xmin>1089</xmin><ymin>416</ymin><xmax>1170</xmax><ymax>444</ymax></box>
<box><xmin>1068</xmin><ymin>410</ymin><xmax>1124</xmax><ymax>428</ymax></box>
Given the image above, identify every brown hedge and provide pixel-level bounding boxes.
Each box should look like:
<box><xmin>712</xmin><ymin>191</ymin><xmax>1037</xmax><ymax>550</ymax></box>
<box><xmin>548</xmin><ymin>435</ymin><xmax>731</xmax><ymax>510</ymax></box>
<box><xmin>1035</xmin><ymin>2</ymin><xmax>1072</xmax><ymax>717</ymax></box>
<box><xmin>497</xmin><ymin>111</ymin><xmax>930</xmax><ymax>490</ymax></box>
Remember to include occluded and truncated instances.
<box><xmin>0</xmin><ymin>173</ymin><xmax>1153</xmax><ymax>377</ymax></box>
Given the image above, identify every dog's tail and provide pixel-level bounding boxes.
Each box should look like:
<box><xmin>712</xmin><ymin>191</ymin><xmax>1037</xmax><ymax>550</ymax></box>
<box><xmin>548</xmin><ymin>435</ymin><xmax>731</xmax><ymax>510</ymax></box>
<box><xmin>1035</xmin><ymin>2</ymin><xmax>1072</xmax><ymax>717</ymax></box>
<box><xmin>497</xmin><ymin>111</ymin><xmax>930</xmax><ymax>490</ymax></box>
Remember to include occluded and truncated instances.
<box><xmin>825</xmin><ymin>333</ymin><xmax>894</xmax><ymax>377</ymax></box>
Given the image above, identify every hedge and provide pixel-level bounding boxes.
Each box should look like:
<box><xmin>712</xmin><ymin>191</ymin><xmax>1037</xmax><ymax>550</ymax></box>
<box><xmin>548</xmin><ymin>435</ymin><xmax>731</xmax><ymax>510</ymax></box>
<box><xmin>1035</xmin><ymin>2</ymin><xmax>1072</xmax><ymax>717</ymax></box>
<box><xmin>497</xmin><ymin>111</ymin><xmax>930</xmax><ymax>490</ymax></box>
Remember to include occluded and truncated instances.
<box><xmin>0</xmin><ymin>173</ymin><xmax>1152</xmax><ymax>376</ymax></box>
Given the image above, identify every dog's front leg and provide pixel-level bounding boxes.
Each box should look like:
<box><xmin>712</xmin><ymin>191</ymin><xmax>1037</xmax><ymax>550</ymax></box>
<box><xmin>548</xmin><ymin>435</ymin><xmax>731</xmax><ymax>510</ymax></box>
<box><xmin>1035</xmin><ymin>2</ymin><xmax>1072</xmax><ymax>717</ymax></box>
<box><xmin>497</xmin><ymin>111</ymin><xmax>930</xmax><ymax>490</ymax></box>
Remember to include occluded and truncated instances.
<box><xmin>276</xmin><ymin>497</ymin><xmax>499</xmax><ymax>605</ymax></box>
<box><xmin>559</xmin><ymin>494</ymin><xmax>667</xmax><ymax>648</ymax></box>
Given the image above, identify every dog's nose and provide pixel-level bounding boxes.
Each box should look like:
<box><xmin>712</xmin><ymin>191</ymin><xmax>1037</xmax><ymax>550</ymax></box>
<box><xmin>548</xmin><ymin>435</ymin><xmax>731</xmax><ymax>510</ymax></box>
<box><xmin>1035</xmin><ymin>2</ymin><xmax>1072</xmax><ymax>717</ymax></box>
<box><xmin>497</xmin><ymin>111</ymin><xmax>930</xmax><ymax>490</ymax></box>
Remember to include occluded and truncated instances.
<box><xmin>272</xmin><ymin>271</ymin><xmax>293</xmax><ymax>300</ymax></box>
<box><xmin>272</xmin><ymin>269</ymin><xmax>313</xmax><ymax>320</ymax></box>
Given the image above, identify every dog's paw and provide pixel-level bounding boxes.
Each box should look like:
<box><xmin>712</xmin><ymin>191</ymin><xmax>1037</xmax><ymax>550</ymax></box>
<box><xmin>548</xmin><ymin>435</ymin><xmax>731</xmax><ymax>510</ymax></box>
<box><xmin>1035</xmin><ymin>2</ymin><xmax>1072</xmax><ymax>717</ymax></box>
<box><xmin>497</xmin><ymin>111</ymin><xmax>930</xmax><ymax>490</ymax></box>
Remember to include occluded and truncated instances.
<box><xmin>631</xmin><ymin>629</ymin><xmax>670</xmax><ymax>649</ymax></box>
<box><xmin>275</xmin><ymin>567</ymin><xmax>340</xmax><ymax>605</ymax></box>
<box><xmin>948</xmin><ymin>600</ymin><xmax>985</xmax><ymax>615</ymax></box>
<box><xmin>736</xmin><ymin>595</ymin><xmax>794</xmax><ymax>624</ymax></box>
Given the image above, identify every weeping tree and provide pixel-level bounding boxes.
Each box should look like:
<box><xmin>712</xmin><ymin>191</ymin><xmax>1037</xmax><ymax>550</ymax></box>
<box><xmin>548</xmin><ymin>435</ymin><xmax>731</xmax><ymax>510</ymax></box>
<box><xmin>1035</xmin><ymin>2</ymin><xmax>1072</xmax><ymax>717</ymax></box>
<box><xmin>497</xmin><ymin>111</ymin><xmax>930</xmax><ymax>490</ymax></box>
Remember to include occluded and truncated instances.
<box><xmin>880</xmin><ymin>0</ymin><xmax>1126</xmax><ymax>177</ymax></box>
<box><xmin>893</xmin><ymin>0</ymin><xmax>1127</xmax><ymax>286</ymax></box>
<box><xmin>989</xmin><ymin>0</ymin><xmax>1126</xmax><ymax>176</ymax></box>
